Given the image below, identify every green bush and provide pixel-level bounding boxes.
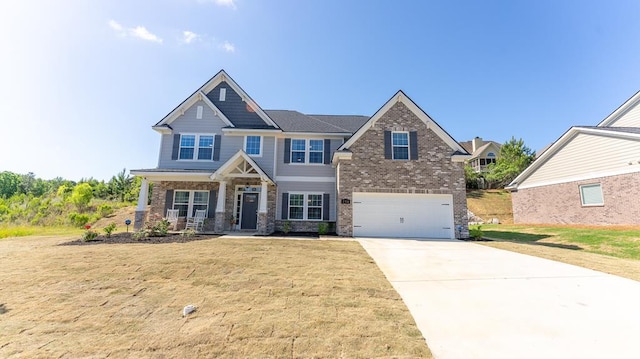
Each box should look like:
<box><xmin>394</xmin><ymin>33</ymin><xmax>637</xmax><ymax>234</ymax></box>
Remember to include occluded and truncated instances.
<box><xmin>103</xmin><ymin>223</ymin><xmax>117</xmax><ymax>238</ymax></box>
<box><xmin>469</xmin><ymin>225</ymin><xmax>483</xmax><ymax>240</ymax></box>
<box><xmin>283</xmin><ymin>220</ymin><xmax>291</xmax><ymax>234</ymax></box>
<box><xmin>82</xmin><ymin>227</ymin><xmax>98</xmax><ymax>242</ymax></box>
<box><xmin>318</xmin><ymin>222</ymin><xmax>329</xmax><ymax>235</ymax></box>
<box><xmin>68</xmin><ymin>212</ymin><xmax>90</xmax><ymax>227</ymax></box>
<box><xmin>97</xmin><ymin>204</ymin><xmax>114</xmax><ymax>218</ymax></box>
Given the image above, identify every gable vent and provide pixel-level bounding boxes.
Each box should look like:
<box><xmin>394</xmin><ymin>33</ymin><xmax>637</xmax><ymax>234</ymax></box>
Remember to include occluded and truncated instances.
<box><xmin>219</xmin><ymin>88</ymin><xmax>226</xmax><ymax>101</ymax></box>
<box><xmin>196</xmin><ymin>105</ymin><xmax>203</xmax><ymax>119</ymax></box>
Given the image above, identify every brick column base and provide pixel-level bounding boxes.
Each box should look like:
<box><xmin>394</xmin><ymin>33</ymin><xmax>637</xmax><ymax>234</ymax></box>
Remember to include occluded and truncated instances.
<box><xmin>214</xmin><ymin>212</ymin><xmax>226</xmax><ymax>233</ymax></box>
<box><xmin>134</xmin><ymin>210</ymin><xmax>147</xmax><ymax>230</ymax></box>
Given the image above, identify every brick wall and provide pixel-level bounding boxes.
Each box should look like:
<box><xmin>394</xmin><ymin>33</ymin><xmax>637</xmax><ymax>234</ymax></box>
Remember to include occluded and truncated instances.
<box><xmin>336</xmin><ymin>101</ymin><xmax>468</xmax><ymax>237</ymax></box>
<box><xmin>512</xmin><ymin>172</ymin><xmax>640</xmax><ymax>225</ymax></box>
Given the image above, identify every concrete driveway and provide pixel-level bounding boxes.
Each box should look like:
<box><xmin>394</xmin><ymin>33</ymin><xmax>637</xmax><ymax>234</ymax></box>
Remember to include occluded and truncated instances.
<box><xmin>358</xmin><ymin>238</ymin><xmax>640</xmax><ymax>359</ymax></box>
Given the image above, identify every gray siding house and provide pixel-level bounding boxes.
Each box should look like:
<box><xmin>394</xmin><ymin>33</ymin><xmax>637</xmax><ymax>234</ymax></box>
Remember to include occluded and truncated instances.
<box><xmin>132</xmin><ymin>70</ymin><xmax>470</xmax><ymax>238</ymax></box>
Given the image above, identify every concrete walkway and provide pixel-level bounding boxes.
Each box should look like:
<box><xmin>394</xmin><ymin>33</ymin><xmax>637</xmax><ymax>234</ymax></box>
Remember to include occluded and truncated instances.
<box><xmin>358</xmin><ymin>238</ymin><xmax>640</xmax><ymax>359</ymax></box>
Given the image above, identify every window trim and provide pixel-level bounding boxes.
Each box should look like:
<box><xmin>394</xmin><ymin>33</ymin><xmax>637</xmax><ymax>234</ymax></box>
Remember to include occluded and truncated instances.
<box><xmin>244</xmin><ymin>135</ymin><xmax>263</xmax><ymax>157</ymax></box>
<box><xmin>178</xmin><ymin>133</ymin><xmax>216</xmax><ymax>161</ymax></box>
<box><xmin>289</xmin><ymin>139</ymin><xmax>324</xmax><ymax>165</ymax></box>
<box><xmin>391</xmin><ymin>131</ymin><xmax>410</xmax><ymax>160</ymax></box>
<box><xmin>287</xmin><ymin>192</ymin><xmax>324</xmax><ymax>221</ymax></box>
<box><xmin>173</xmin><ymin>190</ymin><xmax>210</xmax><ymax>217</ymax></box>
<box><xmin>579</xmin><ymin>183</ymin><xmax>604</xmax><ymax>207</ymax></box>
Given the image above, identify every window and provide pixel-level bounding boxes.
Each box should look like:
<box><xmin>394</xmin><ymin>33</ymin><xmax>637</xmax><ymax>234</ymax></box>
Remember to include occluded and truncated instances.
<box><xmin>580</xmin><ymin>184</ymin><xmax>604</xmax><ymax>206</ymax></box>
<box><xmin>245</xmin><ymin>136</ymin><xmax>262</xmax><ymax>156</ymax></box>
<box><xmin>392</xmin><ymin>132</ymin><xmax>409</xmax><ymax>160</ymax></box>
<box><xmin>173</xmin><ymin>190</ymin><xmax>209</xmax><ymax>217</ymax></box>
<box><xmin>179</xmin><ymin>134</ymin><xmax>214</xmax><ymax>160</ymax></box>
<box><xmin>219</xmin><ymin>88</ymin><xmax>226</xmax><ymax>101</ymax></box>
<box><xmin>290</xmin><ymin>139</ymin><xmax>324</xmax><ymax>164</ymax></box>
<box><xmin>288</xmin><ymin>193</ymin><xmax>323</xmax><ymax>220</ymax></box>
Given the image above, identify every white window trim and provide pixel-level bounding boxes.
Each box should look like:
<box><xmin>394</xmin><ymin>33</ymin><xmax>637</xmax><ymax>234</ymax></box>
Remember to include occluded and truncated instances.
<box><xmin>219</xmin><ymin>88</ymin><xmax>226</xmax><ymax>101</ymax></box>
<box><xmin>289</xmin><ymin>139</ymin><xmax>324</xmax><ymax>165</ymax></box>
<box><xmin>244</xmin><ymin>135</ymin><xmax>263</xmax><ymax>157</ymax></box>
<box><xmin>173</xmin><ymin>190</ymin><xmax>209</xmax><ymax>218</ymax></box>
<box><xmin>579</xmin><ymin>183</ymin><xmax>604</xmax><ymax>207</ymax></box>
<box><xmin>391</xmin><ymin>131</ymin><xmax>410</xmax><ymax>160</ymax></box>
<box><xmin>288</xmin><ymin>192</ymin><xmax>324</xmax><ymax>221</ymax></box>
<box><xmin>178</xmin><ymin>133</ymin><xmax>216</xmax><ymax>161</ymax></box>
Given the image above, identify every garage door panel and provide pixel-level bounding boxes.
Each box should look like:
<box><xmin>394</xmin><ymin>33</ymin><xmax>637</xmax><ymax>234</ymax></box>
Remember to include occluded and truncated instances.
<box><xmin>353</xmin><ymin>193</ymin><xmax>454</xmax><ymax>239</ymax></box>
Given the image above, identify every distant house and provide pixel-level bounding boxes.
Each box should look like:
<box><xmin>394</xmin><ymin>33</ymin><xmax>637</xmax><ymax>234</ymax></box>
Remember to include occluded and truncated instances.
<box><xmin>460</xmin><ymin>137</ymin><xmax>501</xmax><ymax>172</ymax></box>
<box><xmin>131</xmin><ymin>70</ymin><xmax>471</xmax><ymax>238</ymax></box>
<box><xmin>507</xmin><ymin>91</ymin><xmax>640</xmax><ymax>225</ymax></box>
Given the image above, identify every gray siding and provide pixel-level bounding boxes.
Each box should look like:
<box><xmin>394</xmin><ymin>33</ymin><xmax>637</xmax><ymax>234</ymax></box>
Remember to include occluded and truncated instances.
<box><xmin>520</xmin><ymin>133</ymin><xmax>640</xmax><ymax>189</ymax></box>
<box><xmin>206</xmin><ymin>82</ymin><xmax>273</xmax><ymax>129</ymax></box>
<box><xmin>276</xmin><ymin>181</ymin><xmax>337</xmax><ymax>221</ymax></box>
<box><xmin>276</xmin><ymin>138</ymin><xmax>342</xmax><ymax>177</ymax></box>
<box><xmin>250</xmin><ymin>136</ymin><xmax>275</xmax><ymax>178</ymax></box>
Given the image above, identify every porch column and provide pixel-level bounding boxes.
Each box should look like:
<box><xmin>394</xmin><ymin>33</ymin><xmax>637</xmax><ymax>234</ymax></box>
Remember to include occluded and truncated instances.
<box><xmin>134</xmin><ymin>178</ymin><xmax>149</xmax><ymax>230</ymax></box>
<box><xmin>259</xmin><ymin>181</ymin><xmax>268</xmax><ymax>213</ymax></box>
<box><xmin>214</xmin><ymin>180</ymin><xmax>227</xmax><ymax>233</ymax></box>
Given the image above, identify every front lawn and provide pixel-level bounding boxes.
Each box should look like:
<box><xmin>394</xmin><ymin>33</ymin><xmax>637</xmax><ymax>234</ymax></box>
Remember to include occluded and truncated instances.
<box><xmin>477</xmin><ymin>224</ymin><xmax>640</xmax><ymax>281</ymax></box>
<box><xmin>0</xmin><ymin>235</ymin><xmax>430</xmax><ymax>358</ymax></box>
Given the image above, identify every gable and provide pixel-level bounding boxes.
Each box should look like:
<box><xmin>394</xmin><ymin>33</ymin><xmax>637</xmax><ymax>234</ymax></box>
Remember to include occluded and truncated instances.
<box><xmin>339</xmin><ymin>90</ymin><xmax>468</xmax><ymax>157</ymax></box>
<box><xmin>206</xmin><ymin>81</ymin><xmax>275</xmax><ymax>129</ymax></box>
<box><xmin>513</xmin><ymin>131</ymin><xmax>640</xmax><ymax>189</ymax></box>
<box><xmin>598</xmin><ymin>90</ymin><xmax>640</xmax><ymax>127</ymax></box>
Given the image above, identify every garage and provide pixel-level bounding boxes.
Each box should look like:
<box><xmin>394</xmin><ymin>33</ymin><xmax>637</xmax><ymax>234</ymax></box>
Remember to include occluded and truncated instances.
<box><xmin>352</xmin><ymin>192</ymin><xmax>455</xmax><ymax>239</ymax></box>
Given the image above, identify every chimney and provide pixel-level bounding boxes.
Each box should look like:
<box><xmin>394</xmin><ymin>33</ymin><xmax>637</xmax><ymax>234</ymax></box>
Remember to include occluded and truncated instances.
<box><xmin>472</xmin><ymin>137</ymin><xmax>483</xmax><ymax>152</ymax></box>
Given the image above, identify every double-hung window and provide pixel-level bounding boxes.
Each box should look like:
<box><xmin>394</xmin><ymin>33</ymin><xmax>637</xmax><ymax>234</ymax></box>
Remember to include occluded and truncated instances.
<box><xmin>288</xmin><ymin>193</ymin><xmax>323</xmax><ymax>220</ymax></box>
<box><xmin>179</xmin><ymin>134</ymin><xmax>214</xmax><ymax>160</ymax></box>
<box><xmin>173</xmin><ymin>190</ymin><xmax>209</xmax><ymax>217</ymax></box>
<box><xmin>290</xmin><ymin>139</ymin><xmax>324</xmax><ymax>164</ymax></box>
<box><xmin>392</xmin><ymin>132</ymin><xmax>409</xmax><ymax>160</ymax></box>
<box><xmin>245</xmin><ymin>136</ymin><xmax>262</xmax><ymax>156</ymax></box>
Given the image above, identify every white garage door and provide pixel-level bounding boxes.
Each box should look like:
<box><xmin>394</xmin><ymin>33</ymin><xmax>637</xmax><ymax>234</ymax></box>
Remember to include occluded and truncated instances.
<box><xmin>353</xmin><ymin>192</ymin><xmax>455</xmax><ymax>239</ymax></box>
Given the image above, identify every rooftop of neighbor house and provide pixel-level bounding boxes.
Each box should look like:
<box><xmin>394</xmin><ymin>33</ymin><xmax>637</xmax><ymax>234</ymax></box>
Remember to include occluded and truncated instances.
<box><xmin>460</xmin><ymin>137</ymin><xmax>502</xmax><ymax>157</ymax></box>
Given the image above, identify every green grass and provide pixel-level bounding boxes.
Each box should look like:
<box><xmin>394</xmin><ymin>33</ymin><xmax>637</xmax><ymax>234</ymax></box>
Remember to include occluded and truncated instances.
<box><xmin>480</xmin><ymin>224</ymin><xmax>640</xmax><ymax>260</ymax></box>
<box><xmin>0</xmin><ymin>225</ymin><xmax>80</xmax><ymax>239</ymax></box>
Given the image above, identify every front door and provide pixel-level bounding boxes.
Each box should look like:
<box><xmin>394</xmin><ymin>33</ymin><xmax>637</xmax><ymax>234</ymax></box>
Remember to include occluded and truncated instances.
<box><xmin>241</xmin><ymin>193</ymin><xmax>259</xmax><ymax>230</ymax></box>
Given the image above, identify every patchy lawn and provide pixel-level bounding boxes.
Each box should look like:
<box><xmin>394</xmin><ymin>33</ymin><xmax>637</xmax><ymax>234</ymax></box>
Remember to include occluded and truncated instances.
<box><xmin>0</xmin><ymin>235</ymin><xmax>430</xmax><ymax>358</ymax></box>
<box><xmin>466</xmin><ymin>190</ymin><xmax>513</xmax><ymax>224</ymax></box>
<box><xmin>478</xmin><ymin>224</ymin><xmax>640</xmax><ymax>281</ymax></box>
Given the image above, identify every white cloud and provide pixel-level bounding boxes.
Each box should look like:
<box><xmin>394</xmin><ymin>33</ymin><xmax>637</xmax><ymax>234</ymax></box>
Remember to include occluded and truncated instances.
<box><xmin>130</xmin><ymin>26</ymin><xmax>162</xmax><ymax>43</ymax></box>
<box><xmin>198</xmin><ymin>0</ymin><xmax>237</xmax><ymax>9</ymax></box>
<box><xmin>182</xmin><ymin>31</ymin><xmax>199</xmax><ymax>44</ymax></box>
<box><xmin>221</xmin><ymin>40</ymin><xmax>235</xmax><ymax>53</ymax></box>
<box><xmin>107</xmin><ymin>20</ymin><xmax>162</xmax><ymax>44</ymax></box>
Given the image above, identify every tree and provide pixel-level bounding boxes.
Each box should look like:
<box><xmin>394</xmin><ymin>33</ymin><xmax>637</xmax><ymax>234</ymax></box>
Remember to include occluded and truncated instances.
<box><xmin>485</xmin><ymin>137</ymin><xmax>536</xmax><ymax>188</ymax></box>
<box><xmin>0</xmin><ymin>171</ymin><xmax>20</xmax><ymax>198</ymax></box>
<box><xmin>109</xmin><ymin>168</ymin><xmax>133</xmax><ymax>202</ymax></box>
<box><xmin>70</xmin><ymin>183</ymin><xmax>94</xmax><ymax>211</ymax></box>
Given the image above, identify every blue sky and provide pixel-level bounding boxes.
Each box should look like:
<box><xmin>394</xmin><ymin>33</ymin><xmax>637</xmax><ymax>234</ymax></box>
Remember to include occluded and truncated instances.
<box><xmin>1</xmin><ymin>0</ymin><xmax>639</xmax><ymax>181</ymax></box>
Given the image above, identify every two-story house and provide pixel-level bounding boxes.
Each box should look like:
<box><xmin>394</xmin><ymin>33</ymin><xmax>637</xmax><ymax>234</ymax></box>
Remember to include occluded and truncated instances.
<box><xmin>460</xmin><ymin>137</ymin><xmax>502</xmax><ymax>172</ymax></box>
<box><xmin>131</xmin><ymin>70</ymin><xmax>470</xmax><ymax>239</ymax></box>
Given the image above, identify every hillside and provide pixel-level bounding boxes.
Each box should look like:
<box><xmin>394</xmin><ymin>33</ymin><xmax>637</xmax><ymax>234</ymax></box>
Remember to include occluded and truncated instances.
<box><xmin>466</xmin><ymin>190</ymin><xmax>513</xmax><ymax>224</ymax></box>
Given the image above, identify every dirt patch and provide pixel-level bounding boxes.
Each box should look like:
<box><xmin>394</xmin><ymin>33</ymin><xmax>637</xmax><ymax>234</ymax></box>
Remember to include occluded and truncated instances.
<box><xmin>92</xmin><ymin>205</ymin><xmax>136</xmax><ymax>229</ymax></box>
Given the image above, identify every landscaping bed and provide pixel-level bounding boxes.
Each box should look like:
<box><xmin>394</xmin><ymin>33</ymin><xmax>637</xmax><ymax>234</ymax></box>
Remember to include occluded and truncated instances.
<box><xmin>61</xmin><ymin>231</ymin><xmax>217</xmax><ymax>245</ymax></box>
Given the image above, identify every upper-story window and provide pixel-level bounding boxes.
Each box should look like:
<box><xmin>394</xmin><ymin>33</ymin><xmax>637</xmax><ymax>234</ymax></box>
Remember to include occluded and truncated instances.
<box><xmin>245</xmin><ymin>136</ymin><xmax>262</xmax><ymax>156</ymax></box>
<box><xmin>291</xmin><ymin>139</ymin><xmax>324</xmax><ymax>164</ymax></box>
<box><xmin>392</xmin><ymin>131</ymin><xmax>409</xmax><ymax>160</ymax></box>
<box><xmin>179</xmin><ymin>134</ymin><xmax>214</xmax><ymax>160</ymax></box>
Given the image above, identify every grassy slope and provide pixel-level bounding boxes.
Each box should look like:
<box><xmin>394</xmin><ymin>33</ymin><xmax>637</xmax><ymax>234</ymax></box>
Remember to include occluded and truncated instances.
<box><xmin>466</xmin><ymin>189</ymin><xmax>514</xmax><ymax>224</ymax></box>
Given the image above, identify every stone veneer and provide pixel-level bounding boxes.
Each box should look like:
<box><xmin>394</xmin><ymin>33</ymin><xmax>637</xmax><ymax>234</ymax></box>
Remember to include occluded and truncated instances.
<box><xmin>512</xmin><ymin>172</ymin><xmax>640</xmax><ymax>225</ymax></box>
<box><xmin>336</xmin><ymin>101</ymin><xmax>468</xmax><ymax>238</ymax></box>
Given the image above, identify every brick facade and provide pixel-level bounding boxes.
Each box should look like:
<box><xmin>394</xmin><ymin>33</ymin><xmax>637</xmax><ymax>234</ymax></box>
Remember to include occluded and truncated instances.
<box><xmin>336</xmin><ymin>102</ymin><xmax>468</xmax><ymax>237</ymax></box>
<box><xmin>512</xmin><ymin>172</ymin><xmax>640</xmax><ymax>225</ymax></box>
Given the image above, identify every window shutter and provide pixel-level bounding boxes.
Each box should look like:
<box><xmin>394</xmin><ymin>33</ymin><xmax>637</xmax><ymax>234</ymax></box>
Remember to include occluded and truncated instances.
<box><xmin>384</xmin><ymin>131</ymin><xmax>392</xmax><ymax>159</ymax></box>
<box><xmin>172</xmin><ymin>134</ymin><xmax>180</xmax><ymax>160</ymax></box>
<box><xmin>208</xmin><ymin>190</ymin><xmax>216</xmax><ymax>218</ymax></box>
<box><xmin>213</xmin><ymin>135</ymin><xmax>222</xmax><ymax>161</ymax></box>
<box><xmin>284</xmin><ymin>139</ymin><xmax>291</xmax><ymax>163</ymax></box>
<box><xmin>281</xmin><ymin>192</ymin><xmax>289</xmax><ymax>220</ymax></box>
<box><xmin>323</xmin><ymin>139</ymin><xmax>331</xmax><ymax>164</ymax></box>
<box><xmin>164</xmin><ymin>190</ymin><xmax>174</xmax><ymax>216</ymax></box>
<box><xmin>410</xmin><ymin>131</ymin><xmax>419</xmax><ymax>160</ymax></box>
<box><xmin>323</xmin><ymin>193</ymin><xmax>330</xmax><ymax>221</ymax></box>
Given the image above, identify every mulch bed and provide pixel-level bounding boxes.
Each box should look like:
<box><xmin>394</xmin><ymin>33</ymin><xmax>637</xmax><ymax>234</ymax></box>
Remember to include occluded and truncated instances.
<box><xmin>61</xmin><ymin>232</ymin><xmax>218</xmax><ymax>246</ymax></box>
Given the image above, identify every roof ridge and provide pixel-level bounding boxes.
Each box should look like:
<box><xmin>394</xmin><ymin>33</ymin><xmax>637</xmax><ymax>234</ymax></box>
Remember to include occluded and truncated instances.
<box><xmin>307</xmin><ymin>114</ymin><xmax>358</xmax><ymax>133</ymax></box>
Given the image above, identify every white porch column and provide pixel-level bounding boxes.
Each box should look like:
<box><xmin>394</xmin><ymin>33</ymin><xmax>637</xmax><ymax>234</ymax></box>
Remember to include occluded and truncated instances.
<box><xmin>259</xmin><ymin>181</ymin><xmax>268</xmax><ymax>213</ymax></box>
<box><xmin>136</xmin><ymin>178</ymin><xmax>149</xmax><ymax>211</ymax></box>
<box><xmin>216</xmin><ymin>181</ymin><xmax>227</xmax><ymax>212</ymax></box>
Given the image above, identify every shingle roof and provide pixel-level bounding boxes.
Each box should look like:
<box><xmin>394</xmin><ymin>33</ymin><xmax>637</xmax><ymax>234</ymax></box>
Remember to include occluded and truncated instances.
<box><xmin>265</xmin><ymin>110</ymin><xmax>369</xmax><ymax>134</ymax></box>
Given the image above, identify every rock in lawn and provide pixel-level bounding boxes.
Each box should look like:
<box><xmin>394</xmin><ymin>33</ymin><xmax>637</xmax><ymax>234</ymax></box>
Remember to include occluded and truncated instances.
<box><xmin>182</xmin><ymin>304</ymin><xmax>196</xmax><ymax>317</ymax></box>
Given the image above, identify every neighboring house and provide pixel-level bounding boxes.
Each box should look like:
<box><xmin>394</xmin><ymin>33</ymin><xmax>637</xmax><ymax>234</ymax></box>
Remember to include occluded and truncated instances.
<box><xmin>131</xmin><ymin>70</ymin><xmax>470</xmax><ymax>238</ymax></box>
<box><xmin>507</xmin><ymin>91</ymin><xmax>640</xmax><ymax>225</ymax></box>
<box><xmin>460</xmin><ymin>137</ymin><xmax>501</xmax><ymax>172</ymax></box>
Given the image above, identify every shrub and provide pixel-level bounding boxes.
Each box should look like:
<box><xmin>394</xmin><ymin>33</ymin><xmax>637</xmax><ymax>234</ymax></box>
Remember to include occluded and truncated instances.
<box><xmin>283</xmin><ymin>220</ymin><xmax>291</xmax><ymax>234</ymax></box>
<box><xmin>103</xmin><ymin>223</ymin><xmax>116</xmax><ymax>238</ymax></box>
<box><xmin>182</xmin><ymin>228</ymin><xmax>196</xmax><ymax>238</ymax></box>
<box><xmin>82</xmin><ymin>225</ymin><xmax>98</xmax><ymax>242</ymax></box>
<box><xmin>68</xmin><ymin>212</ymin><xmax>90</xmax><ymax>227</ymax></box>
<box><xmin>97</xmin><ymin>204</ymin><xmax>114</xmax><ymax>218</ymax></box>
<box><xmin>318</xmin><ymin>222</ymin><xmax>329</xmax><ymax>235</ymax></box>
<box><xmin>70</xmin><ymin>183</ymin><xmax>93</xmax><ymax>212</ymax></box>
<box><xmin>134</xmin><ymin>214</ymin><xmax>170</xmax><ymax>239</ymax></box>
<box><xmin>469</xmin><ymin>225</ymin><xmax>483</xmax><ymax>240</ymax></box>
